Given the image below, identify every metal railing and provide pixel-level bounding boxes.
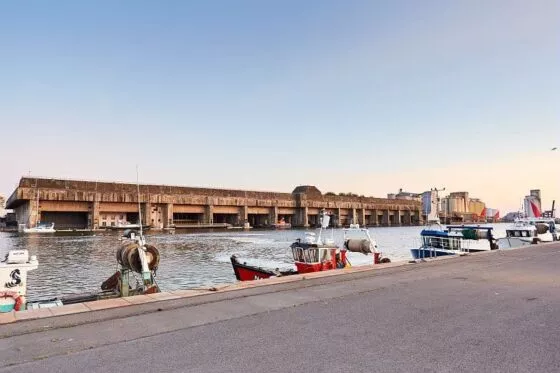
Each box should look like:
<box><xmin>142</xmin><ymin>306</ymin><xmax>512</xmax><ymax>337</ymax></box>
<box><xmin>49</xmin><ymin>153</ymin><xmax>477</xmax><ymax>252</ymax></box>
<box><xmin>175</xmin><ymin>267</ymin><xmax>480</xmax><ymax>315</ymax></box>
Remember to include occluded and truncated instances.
<box><xmin>413</xmin><ymin>236</ymin><xmax>472</xmax><ymax>258</ymax></box>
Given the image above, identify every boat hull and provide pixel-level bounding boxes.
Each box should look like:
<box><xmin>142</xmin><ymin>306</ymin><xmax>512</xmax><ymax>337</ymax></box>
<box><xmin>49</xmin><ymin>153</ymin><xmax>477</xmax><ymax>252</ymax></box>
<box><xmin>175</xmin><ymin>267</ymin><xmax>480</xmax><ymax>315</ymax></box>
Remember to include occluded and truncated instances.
<box><xmin>22</xmin><ymin>228</ymin><xmax>56</xmax><ymax>233</ymax></box>
<box><xmin>411</xmin><ymin>247</ymin><xmax>491</xmax><ymax>259</ymax></box>
<box><xmin>295</xmin><ymin>261</ymin><xmax>337</xmax><ymax>273</ymax></box>
<box><xmin>497</xmin><ymin>237</ymin><xmax>534</xmax><ymax>249</ymax></box>
<box><xmin>230</xmin><ymin>256</ymin><xmax>297</xmax><ymax>281</ymax></box>
<box><xmin>0</xmin><ymin>298</ymin><xmax>16</xmax><ymax>312</ymax></box>
<box><xmin>411</xmin><ymin>248</ymin><xmax>456</xmax><ymax>259</ymax></box>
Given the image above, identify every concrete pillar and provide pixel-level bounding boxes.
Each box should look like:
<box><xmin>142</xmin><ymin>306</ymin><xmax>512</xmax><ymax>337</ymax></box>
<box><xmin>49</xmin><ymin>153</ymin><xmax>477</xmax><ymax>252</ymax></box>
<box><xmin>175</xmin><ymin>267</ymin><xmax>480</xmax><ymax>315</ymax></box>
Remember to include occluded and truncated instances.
<box><xmin>351</xmin><ymin>208</ymin><xmax>357</xmax><ymax>224</ymax></box>
<box><xmin>239</xmin><ymin>206</ymin><xmax>248</xmax><ymax>226</ymax></box>
<box><xmin>414</xmin><ymin>210</ymin><xmax>422</xmax><ymax>225</ymax></box>
<box><xmin>383</xmin><ymin>210</ymin><xmax>390</xmax><ymax>226</ymax></box>
<box><xmin>371</xmin><ymin>209</ymin><xmax>378</xmax><ymax>226</ymax></box>
<box><xmin>15</xmin><ymin>204</ymin><xmax>30</xmax><ymax>229</ymax></box>
<box><xmin>90</xmin><ymin>200</ymin><xmax>100</xmax><ymax>230</ymax></box>
<box><xmin>404</xmin><ymin>210</ymin><xmax>412</xmax><ymax>225</ymax></box>
<box><xmin>269</xmin><ymin>206</ymin><xmax>278</xmax><ymax>227</ymax></box>
<box><xmin>396</xmin><ymin>209</ymin><xmax>401</xmax><ymax>226</ymax></box>
<box><xmin>26</xmin><ymin>198</ymin><xmax>39</xmax><ymax>228</ymax></box>
<box><xmin>205</xmin><ymin>204</ymin><xmax>214</xmax><ymax>224</ymax></box>
<box><xmin>142</xmin><ymin>202</ymin><xmax>152</xmax><ymax>226</ymax></box>
<box><xmin>22</xmin><ymin>198</ymin><xmax>40</xmax><ymax>228</ymax></box>
<box><xmin>359</xmin><ymin>208</ymin><xmax>366</xmax><ymax>226</ymax></box>
<box><xmin>164</xmin><ymin>203</ymin><xmax>174</xmax><ymax>228</ymax></box>
<box><xmin>336</xmin><ymin>208</ymin><xmax>342</xmax><ymax>227</ymax></box>
<box><xmin>297</xmin><ymin>206</ymin><xmax>309</xmax><ymax>227</ymax></box>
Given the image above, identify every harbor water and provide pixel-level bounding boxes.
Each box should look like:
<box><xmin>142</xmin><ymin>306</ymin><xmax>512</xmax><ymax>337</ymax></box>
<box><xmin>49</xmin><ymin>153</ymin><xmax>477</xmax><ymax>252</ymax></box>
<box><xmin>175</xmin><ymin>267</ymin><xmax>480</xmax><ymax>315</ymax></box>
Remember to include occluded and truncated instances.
<box><xmin>0</xmin><ymin>224</ymin><xmax>510</xmax><ymax>301</ymax></box>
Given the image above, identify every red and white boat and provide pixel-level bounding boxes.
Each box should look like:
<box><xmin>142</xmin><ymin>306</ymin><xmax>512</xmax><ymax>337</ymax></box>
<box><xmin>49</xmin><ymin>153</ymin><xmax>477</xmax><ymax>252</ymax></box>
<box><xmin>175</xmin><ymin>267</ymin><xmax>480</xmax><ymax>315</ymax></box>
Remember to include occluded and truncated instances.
<box><xmin>230</xmin><ymin>212</ymin><xmax>390</xmax><ymax>281</ymax></box>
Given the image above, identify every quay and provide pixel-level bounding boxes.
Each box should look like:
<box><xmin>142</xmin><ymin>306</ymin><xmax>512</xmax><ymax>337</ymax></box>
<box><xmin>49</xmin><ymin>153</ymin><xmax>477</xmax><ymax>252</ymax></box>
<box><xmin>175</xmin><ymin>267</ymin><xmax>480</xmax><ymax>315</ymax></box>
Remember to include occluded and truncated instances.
<box><xmin>1</xmin><ymin>243</ymin><xmax>559</xmax><ymax>372</ymax></box>
<box><xmin>6</xmin><ymin>177</ymin><xmax>422</xmax><ymax>230</ymax></box>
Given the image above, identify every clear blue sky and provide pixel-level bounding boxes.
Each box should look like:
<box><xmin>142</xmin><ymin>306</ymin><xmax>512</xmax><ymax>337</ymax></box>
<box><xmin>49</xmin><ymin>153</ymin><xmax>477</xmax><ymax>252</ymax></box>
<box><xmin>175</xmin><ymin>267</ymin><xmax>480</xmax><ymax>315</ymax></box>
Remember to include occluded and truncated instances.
<box><xmin>1</xmin><ymin>0</ymin><xmax>558</xmax><ymax>212</ymax></box>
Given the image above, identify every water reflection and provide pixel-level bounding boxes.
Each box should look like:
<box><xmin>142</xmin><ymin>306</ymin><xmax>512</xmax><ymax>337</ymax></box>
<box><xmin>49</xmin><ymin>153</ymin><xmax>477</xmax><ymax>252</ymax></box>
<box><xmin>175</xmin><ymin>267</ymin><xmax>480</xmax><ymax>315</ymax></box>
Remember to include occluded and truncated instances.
<box><xmin>0</xmin><ymin>224</ymin><xmax>509</xmax><ymax>300</ymax></box>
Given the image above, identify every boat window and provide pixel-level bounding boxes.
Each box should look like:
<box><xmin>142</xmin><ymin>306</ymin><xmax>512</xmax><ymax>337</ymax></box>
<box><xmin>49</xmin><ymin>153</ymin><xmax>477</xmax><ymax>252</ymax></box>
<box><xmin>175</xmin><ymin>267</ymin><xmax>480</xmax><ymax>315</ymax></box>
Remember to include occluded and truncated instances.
<box><xmin>450</xmin><ymin>238</ymin><xmax>461</xmax><ymax>250</ymax></box>
<box><xmin>292</xmin><ymin>247</ymin><xmax>305</xmax><ymax>262</ymax></box>
<box><xmin>319</xmin><ymin>249</ymin><xmax>332</xmax><ymax>262</ymax></box>
<box><xmin>307</xmin><ymin>249</ymin><xmax>319</xmax><ymax>262</ymax></box>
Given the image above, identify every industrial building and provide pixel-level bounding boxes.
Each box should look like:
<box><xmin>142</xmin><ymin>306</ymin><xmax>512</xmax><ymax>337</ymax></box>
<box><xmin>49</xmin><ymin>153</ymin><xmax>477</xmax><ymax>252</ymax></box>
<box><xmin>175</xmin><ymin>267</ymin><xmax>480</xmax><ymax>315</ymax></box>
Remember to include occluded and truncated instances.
<box><xmin>6</xmin><ymin>177</ymin><xmax>423</xmax><ymax>230</ymax></box>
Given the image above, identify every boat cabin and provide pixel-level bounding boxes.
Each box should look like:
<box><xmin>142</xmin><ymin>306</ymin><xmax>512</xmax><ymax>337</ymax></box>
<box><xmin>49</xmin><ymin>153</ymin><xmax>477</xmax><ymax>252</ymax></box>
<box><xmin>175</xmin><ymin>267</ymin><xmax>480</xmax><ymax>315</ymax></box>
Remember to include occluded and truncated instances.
<box><xmin>420</xmin><ymin>230</ymin><xmax>463</xmax><ymax>251</ymax></box>
<box><xmin>505</xmin><ymin>226</ymin><xmax>537</xmax><ymax>239</ymax></box>
<box><xmin>420</xmin><ymin>226</ymin><xmax>496</xmax><ymax>252</ymax></box>
<box><xmin>290</xmin><ymin>239</ymin><xmax>345</xmax><ymax>273</ymax></box>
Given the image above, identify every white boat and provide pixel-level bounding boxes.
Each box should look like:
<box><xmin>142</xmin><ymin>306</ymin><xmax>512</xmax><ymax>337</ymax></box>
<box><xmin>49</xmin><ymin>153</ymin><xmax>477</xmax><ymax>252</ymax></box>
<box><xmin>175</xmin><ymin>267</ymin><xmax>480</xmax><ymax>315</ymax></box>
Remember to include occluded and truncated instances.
<box><xmin>22</xmin><ymin>222</ymin><xmax>56</xmax><ymax>233</ymax></box>
<box><xmin>0</xmin><ymin>250</ymin><xmax>38</xmax><ymax>312</ymax></box>
<box><xmin>410</xmin><ymin>188</ymin><xmax>498</xmax><ymax>259</ymax></box>
<box><xmin>497</xmin><ymin>218</ymin><xmax>558</xmax><ymax>249</ymax></box>
<box><xmin>411</xmin><ymin>225</ymin><xmax>498</xmax><ymax>259</ymax></box>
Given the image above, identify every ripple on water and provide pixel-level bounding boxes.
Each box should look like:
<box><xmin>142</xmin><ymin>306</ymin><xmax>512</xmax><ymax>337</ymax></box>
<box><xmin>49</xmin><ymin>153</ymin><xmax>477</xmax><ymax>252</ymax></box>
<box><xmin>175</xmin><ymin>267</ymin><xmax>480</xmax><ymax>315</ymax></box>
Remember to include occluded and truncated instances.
<box><xmin>0</xmin><ymin>223</ymin><xmax>511</xmax><ymax>300</ymax></box>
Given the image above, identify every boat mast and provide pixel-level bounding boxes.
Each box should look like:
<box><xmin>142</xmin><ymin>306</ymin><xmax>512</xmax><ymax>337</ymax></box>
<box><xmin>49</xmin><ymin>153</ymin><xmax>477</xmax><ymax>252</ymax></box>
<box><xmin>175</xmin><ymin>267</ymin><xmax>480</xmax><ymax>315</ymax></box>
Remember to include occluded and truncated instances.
<box><xmin>136</xmin><ymin>165</ymin><xmax>143</xmax><ymax>238</ymax></box>
<box><xmin>135</xmin><ymin>166</ymin><xmax>152</xmax><ymax>289</ymax></box>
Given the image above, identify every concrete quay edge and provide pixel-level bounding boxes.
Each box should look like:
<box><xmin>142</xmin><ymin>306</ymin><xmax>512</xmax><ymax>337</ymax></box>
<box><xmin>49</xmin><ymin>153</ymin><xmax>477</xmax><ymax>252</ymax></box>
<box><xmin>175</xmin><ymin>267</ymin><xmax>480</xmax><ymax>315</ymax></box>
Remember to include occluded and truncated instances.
<box><xmin>0</xmin><ymin>245</ymin><xmax>545</xmax><ymax>334</ymax></box>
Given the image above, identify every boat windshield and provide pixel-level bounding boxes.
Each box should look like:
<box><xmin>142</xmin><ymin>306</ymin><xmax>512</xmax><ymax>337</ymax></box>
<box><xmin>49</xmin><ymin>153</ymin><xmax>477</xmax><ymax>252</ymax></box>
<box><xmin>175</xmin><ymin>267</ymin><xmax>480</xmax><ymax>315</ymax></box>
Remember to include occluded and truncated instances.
<box><xmin>291</xmin><ymin>247</ymin><xmax>332</xmax><ymax>263</ymax></box>
<box><xmin>506</xmin><ymin>230</ymin><xmax>535</xmax><ymax>238</ymax></box>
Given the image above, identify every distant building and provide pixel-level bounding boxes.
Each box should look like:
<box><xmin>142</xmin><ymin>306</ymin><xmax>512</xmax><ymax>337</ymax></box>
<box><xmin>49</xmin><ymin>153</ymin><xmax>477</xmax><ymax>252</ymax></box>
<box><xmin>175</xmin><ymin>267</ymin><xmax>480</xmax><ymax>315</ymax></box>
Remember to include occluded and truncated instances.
<box><xmin>502</xmin><ymin>211</ymin><xmax>522</xmax><ymax>222</ymax></box>
<box><xmin>468</xmin><ymin>198</ymin><xmax>486</xmax><ymax>218</ymax></box>
<box><xmin>542</xmin><ymin>210</ymin><xmax>555</xmax><ymax>218</ymax></box>
<box><xmin>523</xmin><ymin>189</ymin><xmax>542</xmax><ymax>218</ymax></box>
<box><xmin>0</xmin><ymin>194</ymin><xmax>6</xmax><ymax>218</ymax></box>
<box><xmin>389</xmin><ymin>189</ymin><xmax>422</xmax><ymax>201</ymax></box>
<box><xmin>421</xmin><ymin>190</ymin><xmax>441</xmax><ymax>222</ymax></box>
<box><xmin>390</xmin><ymin>189</ymin><xmax>431</xmax><ymax>222</ymax></box>
<box><xmin>0</xmin><ymin>194</ymin><xmax>8</xmax><ymax>228</ymax></box>
<box><xmin>440</xmin><ymin>191</ymin><xmax>486</xmax><ymax>223</ymax></box>
<box><xmin>485</xmin><ymin>208</ymin><xmax>500</xmax><ymax>222</ymax></box>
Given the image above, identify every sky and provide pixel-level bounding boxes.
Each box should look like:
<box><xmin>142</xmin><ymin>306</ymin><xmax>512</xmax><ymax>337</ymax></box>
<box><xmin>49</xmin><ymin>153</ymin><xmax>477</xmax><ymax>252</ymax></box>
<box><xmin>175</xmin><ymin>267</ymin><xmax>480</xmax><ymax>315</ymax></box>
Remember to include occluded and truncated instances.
<box><xmin>0</xmin><ymin>0</ymin><xmax>558</xmax><ymax>213</ymax></box>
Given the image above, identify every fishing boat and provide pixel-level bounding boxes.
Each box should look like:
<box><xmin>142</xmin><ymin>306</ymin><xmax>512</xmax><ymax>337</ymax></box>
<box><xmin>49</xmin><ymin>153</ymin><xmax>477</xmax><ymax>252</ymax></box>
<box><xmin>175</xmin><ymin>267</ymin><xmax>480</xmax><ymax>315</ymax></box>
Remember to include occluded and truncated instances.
<box><xmin>230</xmin><ymin>256</ymin><xmax>297</xmax><ymax>281</ymax></box>
<box><xmin>231</xmin><ymin>211</ymin><xmax>389</xmax><ymax>281</ymax></box>
<box><xmin>411</xmin><ymin>188</ymin><xmax>498</xmax><ymax>259</ymax></box>
<box><xmin>411</xmin><ymin>224</ymin><xmax>498</xmax><ymax>260</ymax></box>
<box><xmin>497</xmin><ymin>218</ymin><xmax>558</xmax><ymax>249</ymax></box>
<box><xmin>0</xmin><ymin>250</ymin><xmax>38</xmax><ymax>312</ymax></box>
<box><xmin>16</xmin><ymin>229</ymin><xmax>161</xmax><ymax>312</ymax></box>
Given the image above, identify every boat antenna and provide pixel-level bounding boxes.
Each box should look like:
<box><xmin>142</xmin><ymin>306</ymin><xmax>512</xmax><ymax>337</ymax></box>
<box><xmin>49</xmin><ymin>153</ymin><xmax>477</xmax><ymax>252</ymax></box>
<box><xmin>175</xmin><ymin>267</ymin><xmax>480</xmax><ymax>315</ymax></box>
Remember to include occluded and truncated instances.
<box><xmin>136</xmin><ymin>165</ymin><xmax>144</xmax><ymax>238</ymax></box>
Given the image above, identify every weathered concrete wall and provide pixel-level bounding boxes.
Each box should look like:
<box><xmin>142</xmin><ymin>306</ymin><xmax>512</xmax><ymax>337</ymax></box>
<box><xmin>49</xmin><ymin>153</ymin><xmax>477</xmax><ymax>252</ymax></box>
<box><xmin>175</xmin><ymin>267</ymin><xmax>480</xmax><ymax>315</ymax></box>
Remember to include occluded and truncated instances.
<box><xmin>7</xmin><ymin>177</ymin><xmax>422</xmax><ymax>229</ymax></box>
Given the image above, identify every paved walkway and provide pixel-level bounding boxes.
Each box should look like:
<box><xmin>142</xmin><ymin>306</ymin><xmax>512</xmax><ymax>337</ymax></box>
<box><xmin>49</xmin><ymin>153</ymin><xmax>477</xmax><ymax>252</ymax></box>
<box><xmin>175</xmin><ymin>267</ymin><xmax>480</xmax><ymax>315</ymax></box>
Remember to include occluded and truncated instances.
<box><xmin>2</xmin><ymin>243</ymin><xmax>560</xmax><ymax>372</ymax></box>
